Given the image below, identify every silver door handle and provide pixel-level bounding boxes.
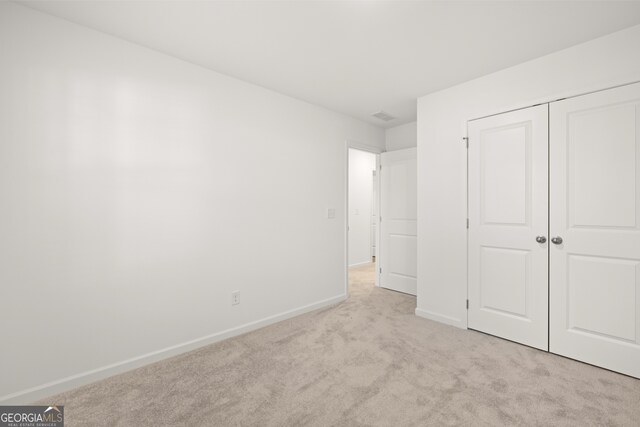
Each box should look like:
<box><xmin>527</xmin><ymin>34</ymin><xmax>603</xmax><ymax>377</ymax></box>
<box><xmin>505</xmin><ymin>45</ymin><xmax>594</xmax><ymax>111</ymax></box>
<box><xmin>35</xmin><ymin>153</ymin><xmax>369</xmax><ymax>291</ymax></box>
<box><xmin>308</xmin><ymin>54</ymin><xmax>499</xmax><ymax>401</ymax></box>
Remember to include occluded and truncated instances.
<box><xmin>551</xmin><ymin>236</ymin><xmax>563</xmax><ymax>245</ymax></box>
<box><xmin>535</xmin><ymin>236</ymin><xmax>546</xmax><ymax>244</ymax></box>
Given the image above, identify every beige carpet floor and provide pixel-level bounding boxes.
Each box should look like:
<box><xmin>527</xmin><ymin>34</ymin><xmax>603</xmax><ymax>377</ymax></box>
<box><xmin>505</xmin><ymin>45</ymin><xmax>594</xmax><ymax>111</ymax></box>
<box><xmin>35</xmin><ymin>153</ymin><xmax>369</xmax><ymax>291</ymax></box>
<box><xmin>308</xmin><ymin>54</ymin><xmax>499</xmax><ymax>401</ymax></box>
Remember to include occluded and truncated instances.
<box><xmin>39</xmin><ymin>263</ymin><xmax>640</xmax><ymax>426</ymax></box>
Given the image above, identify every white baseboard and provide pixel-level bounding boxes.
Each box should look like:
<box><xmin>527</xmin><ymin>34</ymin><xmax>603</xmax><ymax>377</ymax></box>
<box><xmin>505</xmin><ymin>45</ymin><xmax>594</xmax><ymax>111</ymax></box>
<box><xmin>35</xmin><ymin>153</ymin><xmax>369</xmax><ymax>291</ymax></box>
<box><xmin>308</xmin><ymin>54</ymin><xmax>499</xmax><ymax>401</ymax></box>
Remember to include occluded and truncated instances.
<box><xmin>415</xmin><ymin>307</ymin><xmax>466</xmax><ymax>329</ymax></box>
<box><xmin>348</xmin><ymin>260</ymin><xmax>374</xmax><ymax>268</ymax></box>
<box><xmin>0</xmin><ymin>293</ymin><xmax>347</xmax><ymax>405</ymax></box>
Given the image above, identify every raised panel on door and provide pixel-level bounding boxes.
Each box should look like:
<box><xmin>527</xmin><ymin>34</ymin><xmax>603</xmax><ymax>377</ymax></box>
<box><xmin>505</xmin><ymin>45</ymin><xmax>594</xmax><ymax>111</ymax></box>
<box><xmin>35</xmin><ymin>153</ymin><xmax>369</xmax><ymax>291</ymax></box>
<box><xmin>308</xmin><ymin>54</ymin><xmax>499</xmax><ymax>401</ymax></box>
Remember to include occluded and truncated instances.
<box><xmin>468</xmin><ymin>105</ymin><xmax>549</xmax><ymax>351</ymax></box>
<box><xmin>380</xmin><ymin>148</ymin><xmax>417</xmax><ymax>295</ymax></box>
<box><xmin>550</xmin><ymin>82</ymin><xmax>640</xmax><ymax>378</ymax></box>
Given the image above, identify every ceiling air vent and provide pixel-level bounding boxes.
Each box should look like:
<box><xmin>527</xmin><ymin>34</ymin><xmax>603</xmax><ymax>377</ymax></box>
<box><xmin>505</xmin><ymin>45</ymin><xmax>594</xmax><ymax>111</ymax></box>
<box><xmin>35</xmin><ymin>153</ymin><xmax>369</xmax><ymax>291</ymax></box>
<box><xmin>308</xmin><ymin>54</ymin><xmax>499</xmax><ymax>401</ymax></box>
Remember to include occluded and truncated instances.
<box><xmin>371</xmin><ymin>110</ymin><xmax>396</xmax><ymax>122</ymax></box>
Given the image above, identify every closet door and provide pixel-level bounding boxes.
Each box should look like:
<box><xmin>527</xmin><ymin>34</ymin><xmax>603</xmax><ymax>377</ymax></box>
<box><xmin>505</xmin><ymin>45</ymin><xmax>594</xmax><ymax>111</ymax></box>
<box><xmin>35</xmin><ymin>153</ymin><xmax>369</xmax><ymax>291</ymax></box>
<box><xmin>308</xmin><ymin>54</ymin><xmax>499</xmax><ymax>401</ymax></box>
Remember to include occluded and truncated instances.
<box><xmin>468</xmin><ymin>105</ymin><xmax>549</xmax><ymax>350</ymax></box>
<box><xmin>550</xmin><ymin>82</ymin><xmax>640</xmax><ymax>378</ymax></box>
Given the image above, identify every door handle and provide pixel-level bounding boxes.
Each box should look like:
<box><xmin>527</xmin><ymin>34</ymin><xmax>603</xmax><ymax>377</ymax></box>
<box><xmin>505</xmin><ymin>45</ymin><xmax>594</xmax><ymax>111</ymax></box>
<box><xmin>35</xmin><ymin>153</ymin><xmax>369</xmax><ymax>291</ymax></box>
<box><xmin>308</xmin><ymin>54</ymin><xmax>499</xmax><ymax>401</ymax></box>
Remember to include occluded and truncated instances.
<box><xmin>551</xmin><ymin>236</ymin><xmax>563</xmax><ymax>245</ymax></box>
<box><xmin>535</xmin><ymin>236</ymin><xmax>547</xmax><ymax>244</ymax></box>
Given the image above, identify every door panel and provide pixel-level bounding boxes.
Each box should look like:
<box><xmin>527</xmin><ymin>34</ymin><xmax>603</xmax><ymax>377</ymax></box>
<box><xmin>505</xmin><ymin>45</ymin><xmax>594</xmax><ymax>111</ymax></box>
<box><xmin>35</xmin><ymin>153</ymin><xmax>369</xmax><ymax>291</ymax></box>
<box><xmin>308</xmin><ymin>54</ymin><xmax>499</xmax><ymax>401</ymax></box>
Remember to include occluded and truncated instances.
<box><xmin>550</xmin><ymin>82</ymin><xmax>640</xmax><ymax>378</ymax></box>
<box><xmin>567</xmin><ymin>255</ymin><xmax>637</xmax><ymax>342</ymax></box>
<box><xmin>468</xmin><ymin>105</ymin><xmax>549</xmax><ymax>351</ymax></box>
<box><xmin>480</xmin><ymin>247</ymin><xmax>530</xmax><ymax>318</ymax></box>
<box><xmin>569</xmin><ymin>104</ymin><xmax>637</xmax><ymax>228</ymax></box>
<box><xmin>481</xmin><ymin>125</ymin><xmax>529</xmax><ymax>225</ymax></box>
<box><xmin>380</xmin><ymin>148</ymin><xmax>417</xmax><ymax>295</ymax></box>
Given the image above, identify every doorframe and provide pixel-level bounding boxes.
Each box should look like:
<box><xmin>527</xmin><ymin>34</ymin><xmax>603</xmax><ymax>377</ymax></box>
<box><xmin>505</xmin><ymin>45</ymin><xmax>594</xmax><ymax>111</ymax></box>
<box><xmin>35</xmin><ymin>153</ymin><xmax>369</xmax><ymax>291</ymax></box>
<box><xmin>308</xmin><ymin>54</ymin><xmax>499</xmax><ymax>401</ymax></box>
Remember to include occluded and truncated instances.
<box><xmin>345</xmin><ymin>140</ymin><xmax>384</xmax><ymax>297</ymax></box>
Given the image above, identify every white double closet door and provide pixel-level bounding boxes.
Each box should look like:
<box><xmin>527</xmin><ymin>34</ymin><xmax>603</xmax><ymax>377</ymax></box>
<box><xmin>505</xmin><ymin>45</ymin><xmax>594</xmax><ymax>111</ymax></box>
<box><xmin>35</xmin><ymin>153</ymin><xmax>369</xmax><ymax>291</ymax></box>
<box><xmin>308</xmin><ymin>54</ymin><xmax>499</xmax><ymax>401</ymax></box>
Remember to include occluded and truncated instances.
<box><xmin>468</xmin><ymin>82</ymin><xmax>640</xmax><ymax>378</ymax></box>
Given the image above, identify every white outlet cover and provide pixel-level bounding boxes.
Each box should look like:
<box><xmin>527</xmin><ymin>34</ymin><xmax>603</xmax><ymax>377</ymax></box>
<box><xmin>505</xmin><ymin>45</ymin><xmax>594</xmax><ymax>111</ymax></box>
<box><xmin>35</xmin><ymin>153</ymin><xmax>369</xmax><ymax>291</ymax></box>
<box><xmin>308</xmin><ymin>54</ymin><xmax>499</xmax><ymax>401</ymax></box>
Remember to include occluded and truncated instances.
<box><xmin>327</xmin><ymin>208</ymin><xmax>336</xmax><ymax>219</ymax></box>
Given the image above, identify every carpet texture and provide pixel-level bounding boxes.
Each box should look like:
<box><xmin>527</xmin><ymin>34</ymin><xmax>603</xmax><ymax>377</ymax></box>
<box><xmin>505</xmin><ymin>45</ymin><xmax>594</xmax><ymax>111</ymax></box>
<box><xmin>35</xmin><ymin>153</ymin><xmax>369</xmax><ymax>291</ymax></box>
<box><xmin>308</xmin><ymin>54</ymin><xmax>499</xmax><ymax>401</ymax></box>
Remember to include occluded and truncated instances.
<box><xmin>39</xmin><ymin>263</ymin><xmax>640</xmax><ymax>426</ymax></box>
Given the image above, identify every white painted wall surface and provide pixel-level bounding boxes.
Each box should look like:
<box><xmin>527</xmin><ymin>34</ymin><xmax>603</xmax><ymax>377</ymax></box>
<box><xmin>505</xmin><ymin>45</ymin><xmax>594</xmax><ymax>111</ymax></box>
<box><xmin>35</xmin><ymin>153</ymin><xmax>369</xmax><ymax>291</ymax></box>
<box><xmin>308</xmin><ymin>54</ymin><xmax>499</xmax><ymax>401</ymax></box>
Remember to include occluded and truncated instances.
<box><xmin>348</xmin><ymin>149</ymin><xmax>376</xmax><ymax>266</ymax></box>
<box><xmin>416</xmin><ymin>24</ymin><xmax>640</xmax><ymax>328</ymax></box>
<box><xmin>385</xmin><ymin>121</ymin><xmax>417</xmax><ymax>151</ymax></box>
<box><xmin>0</xmin><ymin>2</ymin><xmax>384</xmax><ymax>402</ymax></box>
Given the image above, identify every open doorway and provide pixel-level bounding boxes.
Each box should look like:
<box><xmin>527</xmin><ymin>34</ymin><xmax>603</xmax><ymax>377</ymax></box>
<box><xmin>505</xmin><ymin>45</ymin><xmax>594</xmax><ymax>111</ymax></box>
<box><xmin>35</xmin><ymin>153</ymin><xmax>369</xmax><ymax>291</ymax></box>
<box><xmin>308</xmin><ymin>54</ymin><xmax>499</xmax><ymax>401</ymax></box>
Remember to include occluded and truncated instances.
<box><xmin>347</xmin><ymin>147</ymin><xmax>381</xmax><ymax>296</ymax></box>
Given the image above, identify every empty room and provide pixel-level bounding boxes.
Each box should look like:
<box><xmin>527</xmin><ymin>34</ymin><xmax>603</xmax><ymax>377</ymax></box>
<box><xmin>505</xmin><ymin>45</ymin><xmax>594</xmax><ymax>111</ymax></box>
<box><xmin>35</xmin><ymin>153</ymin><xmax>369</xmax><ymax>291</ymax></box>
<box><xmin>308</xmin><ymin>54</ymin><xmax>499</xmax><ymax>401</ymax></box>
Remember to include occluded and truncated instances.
<box><xmin>1</xmin><ymin>1</ymin><xmax>640</xmax><ymax>425</ymax></box>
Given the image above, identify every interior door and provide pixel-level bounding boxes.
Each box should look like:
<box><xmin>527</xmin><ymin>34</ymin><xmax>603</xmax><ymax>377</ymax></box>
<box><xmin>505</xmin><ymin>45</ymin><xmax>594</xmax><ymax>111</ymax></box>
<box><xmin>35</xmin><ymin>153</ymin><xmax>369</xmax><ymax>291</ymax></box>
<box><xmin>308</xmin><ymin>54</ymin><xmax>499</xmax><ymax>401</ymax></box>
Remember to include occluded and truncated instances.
<box><xmin>550</xmin><ymin>82</ymin><xmax>640</xmax><ymax>378</ymax></box>
<box><xmin>380</xmin><ymin>147</ymin><xmax>417</xmax><ymax>295</ymax></box>
<box><xmin>468</xmin><ymin>105</ymin><xmax>549</xmax><ymax>351</ymax></box>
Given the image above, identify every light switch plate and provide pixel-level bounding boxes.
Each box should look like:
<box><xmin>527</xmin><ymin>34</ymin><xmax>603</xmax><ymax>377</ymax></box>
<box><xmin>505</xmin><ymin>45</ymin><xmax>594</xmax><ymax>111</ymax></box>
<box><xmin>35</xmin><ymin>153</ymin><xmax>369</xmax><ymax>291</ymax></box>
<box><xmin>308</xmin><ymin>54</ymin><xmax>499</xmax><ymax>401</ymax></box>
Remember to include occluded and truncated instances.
<box><xmin>327</xmin><ymin>208</ymin><xmax>336</xmax><ymax>219</ymax></box>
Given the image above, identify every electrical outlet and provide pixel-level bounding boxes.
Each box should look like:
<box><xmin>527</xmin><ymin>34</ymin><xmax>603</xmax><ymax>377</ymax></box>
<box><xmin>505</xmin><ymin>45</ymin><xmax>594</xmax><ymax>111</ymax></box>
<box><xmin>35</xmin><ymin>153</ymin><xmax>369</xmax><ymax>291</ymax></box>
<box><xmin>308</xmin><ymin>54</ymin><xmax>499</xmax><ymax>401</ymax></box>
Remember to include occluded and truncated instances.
<box><xmin>231</xmin><ymin>291</ymin><xmax>240</xmax><ymax>306</ymax></box>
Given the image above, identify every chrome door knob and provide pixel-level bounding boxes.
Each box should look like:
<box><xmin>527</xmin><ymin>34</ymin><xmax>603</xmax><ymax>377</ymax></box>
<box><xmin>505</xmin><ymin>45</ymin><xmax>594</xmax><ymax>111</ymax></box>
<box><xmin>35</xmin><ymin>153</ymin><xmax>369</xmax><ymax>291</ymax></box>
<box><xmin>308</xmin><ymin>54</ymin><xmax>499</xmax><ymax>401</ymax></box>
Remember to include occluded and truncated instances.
<box><xmin>535</xmin><ymin>236</ymin><xmax>547</xmax><ymax>244</ymax></box>
<box><xmin>551</xmin><ymin>236</ymin><xmax>563</xmax><ymax>245</ymax></box>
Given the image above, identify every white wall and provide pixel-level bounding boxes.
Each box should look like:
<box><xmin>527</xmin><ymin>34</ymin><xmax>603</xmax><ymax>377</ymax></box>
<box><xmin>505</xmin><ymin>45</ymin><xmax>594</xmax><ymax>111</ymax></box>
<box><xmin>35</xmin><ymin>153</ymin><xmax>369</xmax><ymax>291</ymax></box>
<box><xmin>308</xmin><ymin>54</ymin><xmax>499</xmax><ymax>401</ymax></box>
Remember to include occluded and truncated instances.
<box><xmin>0</xmin><ymin>2</ymin><xmax>384</xmax><ymax>403</ymax></box>
<box><xmin>416</xmin><ymin>24</ymin><xmax>640</xmax><ymax>328</ymax></box>
<box><xmin>385</xmin><ymin>121</ymin><xmax>417</xmax><ymax>151</ymax></box>
<box><xmin>348</xmin><ymin>149</ymin><xmax>376</xmax><ymax>266</ymax></box>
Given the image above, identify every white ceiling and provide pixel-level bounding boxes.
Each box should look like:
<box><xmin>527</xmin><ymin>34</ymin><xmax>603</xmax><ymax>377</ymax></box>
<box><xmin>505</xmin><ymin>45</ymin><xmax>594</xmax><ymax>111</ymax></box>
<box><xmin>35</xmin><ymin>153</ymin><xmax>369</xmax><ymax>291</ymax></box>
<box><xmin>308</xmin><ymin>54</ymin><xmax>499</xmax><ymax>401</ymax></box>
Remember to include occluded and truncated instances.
<box><xmin>18</xmin><ymin>0</ymin><xmax>640</xmax><ymax>128</ymax></box>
